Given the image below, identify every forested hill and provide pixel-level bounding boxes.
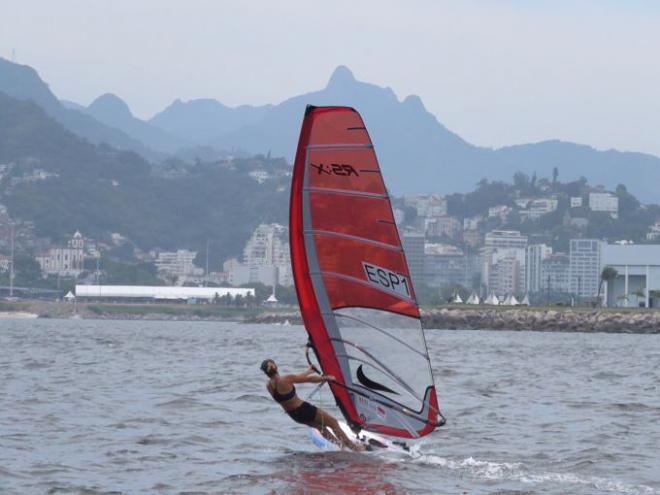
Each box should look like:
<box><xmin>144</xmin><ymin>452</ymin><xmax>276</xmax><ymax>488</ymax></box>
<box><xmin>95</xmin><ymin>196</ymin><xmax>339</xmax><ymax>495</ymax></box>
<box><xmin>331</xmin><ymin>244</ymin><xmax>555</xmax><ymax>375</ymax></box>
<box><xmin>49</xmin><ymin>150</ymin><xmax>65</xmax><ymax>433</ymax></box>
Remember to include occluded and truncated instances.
<box><xmin>0</xmin><ymin>92</ymin><xmax>288</xmax><ymax>263</ymax></box>
<box><xmin>0</xmin><ymin>57</ymin><xmax>157</xmax><ymax>159</ymax></box>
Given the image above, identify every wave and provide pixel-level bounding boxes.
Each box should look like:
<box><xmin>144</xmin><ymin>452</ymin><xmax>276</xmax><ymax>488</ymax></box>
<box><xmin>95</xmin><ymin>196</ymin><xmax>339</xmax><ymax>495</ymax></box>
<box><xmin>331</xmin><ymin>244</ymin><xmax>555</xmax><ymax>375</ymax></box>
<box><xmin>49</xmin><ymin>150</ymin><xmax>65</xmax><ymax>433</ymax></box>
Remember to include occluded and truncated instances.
<box><xmin>409</xmin><ymin>454</ymin><xmax>658</xmax><ymax>494</ymax></box>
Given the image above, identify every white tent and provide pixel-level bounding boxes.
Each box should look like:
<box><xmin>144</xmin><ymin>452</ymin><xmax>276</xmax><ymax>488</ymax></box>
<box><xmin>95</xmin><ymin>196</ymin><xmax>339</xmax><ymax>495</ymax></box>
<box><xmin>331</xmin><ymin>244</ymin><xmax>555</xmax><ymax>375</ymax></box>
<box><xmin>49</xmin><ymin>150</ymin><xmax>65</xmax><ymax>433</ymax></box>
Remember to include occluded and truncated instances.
<box><xmin>502</xmin><ymin>294</ymin><xmax>519</xmax><ymax>306</ymax></box>
<box><xmin>484</xmin><ymin>293</ymin><xmax>500</xmax><ymax>305</ymax></box>
<box><xmin>452</xmin><ymin>293</ymin><xmax>464</xmax><ymax>304</ymax></box>
<box><xmin>520</xmin><ymin>294</ymin><xmax>530</xmax><ymax>306</ymax></box>
<box><xmin>466</xmin><ymin>292</ymin><xmax>480</xmax><ymax>305</ymax></box>
<box><xmin>265</xmin><ymin>293</ymin><xmax>278</xmax><ymax>303</ymax></box>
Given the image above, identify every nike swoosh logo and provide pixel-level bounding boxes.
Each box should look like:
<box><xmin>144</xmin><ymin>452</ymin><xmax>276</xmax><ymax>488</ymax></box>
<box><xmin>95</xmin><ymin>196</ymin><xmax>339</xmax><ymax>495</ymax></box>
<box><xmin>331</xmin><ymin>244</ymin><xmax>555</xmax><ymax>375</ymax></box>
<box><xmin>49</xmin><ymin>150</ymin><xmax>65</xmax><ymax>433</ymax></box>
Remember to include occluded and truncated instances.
<box><xmin>356</xmin><ymin>365</ymin><xmax>399</xmax><ymax>395</ymax></box>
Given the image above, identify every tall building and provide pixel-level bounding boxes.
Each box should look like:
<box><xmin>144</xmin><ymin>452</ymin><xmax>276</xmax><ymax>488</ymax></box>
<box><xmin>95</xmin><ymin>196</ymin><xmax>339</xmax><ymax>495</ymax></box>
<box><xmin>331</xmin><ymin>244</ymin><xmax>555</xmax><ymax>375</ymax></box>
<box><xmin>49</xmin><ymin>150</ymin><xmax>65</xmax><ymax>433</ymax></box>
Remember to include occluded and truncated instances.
<box><xmin>401</xmin><ymin>231</ymin><xmax>425</xmax><ymax>287</ymax></box>
<box><xmin>423</xmin><ymin>243</ymin><xmax>467</xmax><ymax>288</ymax></box>
<box><xmin>483</xmin><ymin>230</ymin><xmax>528</xmax><ymax>293</ymax></box>
<box><xmin>241</xmin><ymin>223</ymin><xmax>293</xmax><ymax>286</ymax></box>
<box><xmin>569</xmin><ymin>239</ymin><xmax>601</xmax><ymax>298</ymax></box>
<box><xmin>540</xmin><ymin>253</ymin><xmax>570</xmax><ymax>294</ymax></box>
<box><xmin>526</xmin><ymin>244</ymin><xmax>553</xmax><ymax>293</ymax></box>
<box><xmin>489</xmin><ymin>255</ymin><xmax>520</xmax><ymax>295</ymax></box>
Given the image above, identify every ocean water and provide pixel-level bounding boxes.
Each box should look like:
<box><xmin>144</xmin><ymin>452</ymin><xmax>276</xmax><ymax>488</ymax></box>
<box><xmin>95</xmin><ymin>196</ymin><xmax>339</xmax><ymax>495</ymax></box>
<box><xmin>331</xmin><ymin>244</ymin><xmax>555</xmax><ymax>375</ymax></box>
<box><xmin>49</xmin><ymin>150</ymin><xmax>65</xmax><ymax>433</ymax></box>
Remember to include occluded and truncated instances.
<box><xmin>1</xmin><ymin>319</ymin><xmax>659</xmax><ymax>494</ymax></box>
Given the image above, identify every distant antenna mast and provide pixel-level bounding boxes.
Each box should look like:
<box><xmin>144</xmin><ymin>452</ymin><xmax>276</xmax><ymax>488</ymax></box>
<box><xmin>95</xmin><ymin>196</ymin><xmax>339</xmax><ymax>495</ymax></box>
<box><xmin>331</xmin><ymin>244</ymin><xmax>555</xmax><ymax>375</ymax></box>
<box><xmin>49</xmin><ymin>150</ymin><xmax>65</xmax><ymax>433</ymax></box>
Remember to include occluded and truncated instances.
<box><xmin>205</xmin><ymin>239</ymin><xmax>210</xmax><ymax>287</ymax></box>
<box><xmin>9</xmin><ymin>222</ymin><xmax>15</xmax><ymax>297</ymax></box>
<box><xmin>11</xmin><ymin>48</ymin><xmax>16</xmax><ymax>63</ymax></box>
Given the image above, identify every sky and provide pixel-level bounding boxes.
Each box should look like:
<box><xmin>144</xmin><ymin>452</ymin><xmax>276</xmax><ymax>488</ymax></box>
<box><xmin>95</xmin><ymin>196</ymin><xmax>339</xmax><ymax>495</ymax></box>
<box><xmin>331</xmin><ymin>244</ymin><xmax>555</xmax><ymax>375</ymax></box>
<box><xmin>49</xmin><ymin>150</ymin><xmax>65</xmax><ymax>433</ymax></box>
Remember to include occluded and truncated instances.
<box><xmin>1</xmin><ymin>0</ymin><xmax>659</xmax><ymax>156</ymax></box>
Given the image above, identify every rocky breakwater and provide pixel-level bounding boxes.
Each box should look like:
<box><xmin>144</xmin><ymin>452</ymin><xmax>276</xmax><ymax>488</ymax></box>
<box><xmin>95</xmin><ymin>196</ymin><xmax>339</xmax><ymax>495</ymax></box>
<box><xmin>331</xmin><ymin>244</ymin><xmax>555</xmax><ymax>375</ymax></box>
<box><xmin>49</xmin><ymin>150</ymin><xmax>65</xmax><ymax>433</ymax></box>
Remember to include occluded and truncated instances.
<box><xmin>422</xmin><ymin>307</ymin><xmax>660</xmax><ymax>333</ymax></box>
<box><xmin>247</xmin><ymin>308</ymin><xmax>660</xmax><ymax>333</ymax></box>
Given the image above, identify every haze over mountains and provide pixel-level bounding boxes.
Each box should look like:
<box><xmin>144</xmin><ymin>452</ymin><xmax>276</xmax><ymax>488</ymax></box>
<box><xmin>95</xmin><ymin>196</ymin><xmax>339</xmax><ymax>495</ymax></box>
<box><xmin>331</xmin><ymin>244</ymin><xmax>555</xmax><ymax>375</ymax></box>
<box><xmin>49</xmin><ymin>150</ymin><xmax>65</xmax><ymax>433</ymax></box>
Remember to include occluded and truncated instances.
<box><xmin>1</xmin><ymin>57</ymin><xmax>659</xmax><ymax>201</ymax></box>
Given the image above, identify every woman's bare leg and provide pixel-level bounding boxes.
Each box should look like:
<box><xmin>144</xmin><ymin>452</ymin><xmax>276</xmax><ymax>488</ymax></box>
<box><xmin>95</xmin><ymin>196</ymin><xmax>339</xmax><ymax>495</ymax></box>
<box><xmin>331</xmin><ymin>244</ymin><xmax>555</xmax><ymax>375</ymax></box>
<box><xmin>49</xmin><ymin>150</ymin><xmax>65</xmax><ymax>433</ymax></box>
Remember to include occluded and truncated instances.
<box><xmin>320</xmin><ymin>426</ymin><xmax>338</xmax><ymax>445</ymax></box>
<box><xmin>311</xmin><ymin>407</ymin><xmax>364</xmax><ymax>451</ymax></box>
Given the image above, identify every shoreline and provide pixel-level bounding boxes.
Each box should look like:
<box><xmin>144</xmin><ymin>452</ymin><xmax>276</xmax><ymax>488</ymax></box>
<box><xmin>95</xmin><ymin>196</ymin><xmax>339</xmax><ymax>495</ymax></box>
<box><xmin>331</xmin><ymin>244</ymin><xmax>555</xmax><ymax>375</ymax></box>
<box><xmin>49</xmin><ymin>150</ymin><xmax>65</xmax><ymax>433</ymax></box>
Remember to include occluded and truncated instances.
<box><xmin>2</xmin><ymin>300</ymin><xmax>660</xmax><ymax>333</ymax></box>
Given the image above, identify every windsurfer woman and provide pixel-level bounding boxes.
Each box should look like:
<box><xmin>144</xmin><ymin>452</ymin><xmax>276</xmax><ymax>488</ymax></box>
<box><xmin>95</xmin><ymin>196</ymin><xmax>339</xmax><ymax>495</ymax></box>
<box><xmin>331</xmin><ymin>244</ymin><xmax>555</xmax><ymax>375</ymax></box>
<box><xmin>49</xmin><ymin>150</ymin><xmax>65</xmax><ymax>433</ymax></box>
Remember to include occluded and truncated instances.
<box><xmin>260</xmin><ymin>359</ymin><xmax>364</xmax><ymax>451</ymax></box>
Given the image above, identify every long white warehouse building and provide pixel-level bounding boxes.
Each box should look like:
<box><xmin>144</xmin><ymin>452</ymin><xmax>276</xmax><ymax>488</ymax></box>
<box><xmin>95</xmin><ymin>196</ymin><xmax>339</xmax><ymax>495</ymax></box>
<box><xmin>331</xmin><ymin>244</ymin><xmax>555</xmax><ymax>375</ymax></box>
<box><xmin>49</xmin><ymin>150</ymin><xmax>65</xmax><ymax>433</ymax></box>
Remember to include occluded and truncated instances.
<box><xmin>75</xmin><ymin>285</ymin><xmax>254</xmax><ymax>301</ymax></box>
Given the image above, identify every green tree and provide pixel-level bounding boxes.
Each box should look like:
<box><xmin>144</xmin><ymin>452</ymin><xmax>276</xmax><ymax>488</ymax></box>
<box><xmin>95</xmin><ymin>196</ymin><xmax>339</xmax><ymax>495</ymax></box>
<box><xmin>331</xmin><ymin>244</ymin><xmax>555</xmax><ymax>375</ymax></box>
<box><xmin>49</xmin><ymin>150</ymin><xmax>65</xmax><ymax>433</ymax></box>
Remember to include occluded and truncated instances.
<box><xmin>598</xmin><ymin>266</ymin><xmax>618</xmax><ymax>307</ymax></box>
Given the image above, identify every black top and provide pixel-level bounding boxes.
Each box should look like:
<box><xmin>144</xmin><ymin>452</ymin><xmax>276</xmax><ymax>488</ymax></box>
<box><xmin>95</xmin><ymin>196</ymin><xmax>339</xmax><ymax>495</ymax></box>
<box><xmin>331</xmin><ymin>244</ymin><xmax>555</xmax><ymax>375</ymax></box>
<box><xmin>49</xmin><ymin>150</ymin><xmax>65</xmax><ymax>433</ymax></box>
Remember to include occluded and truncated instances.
<box><xmin>271</xmin><ymin>382</ymin><xmax>296</xmax><ymax>403</ymax></box>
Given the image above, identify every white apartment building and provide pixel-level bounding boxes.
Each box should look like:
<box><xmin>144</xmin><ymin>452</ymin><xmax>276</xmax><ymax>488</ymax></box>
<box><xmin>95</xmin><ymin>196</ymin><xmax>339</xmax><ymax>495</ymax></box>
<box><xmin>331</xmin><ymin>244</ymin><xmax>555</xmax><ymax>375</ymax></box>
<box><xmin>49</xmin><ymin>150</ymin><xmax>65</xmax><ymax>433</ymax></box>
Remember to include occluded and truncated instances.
<box><xmin>524</xmin><ymin>198</ymin><xmax>558</xmax><ymax>221</ymax></box>
<box><xmin>483</xmin><ymin>230</ymin><xmax>528</xmax><ymax>293</ymax></box>
<box><xmin>569</xmin><ymin>239</ymin><xmax>601</xmax><ymax>298</ymax></box>
<box><xmin>589</xmin><ymin>192</ymin><xmax>619</xmax><ymax>218</ymax></box>
<box><xmin>155</xmin><ymin>249</ymin><xmax>200</xmax><ymax>279</ymax></box>
<box><xmin>526</xmin><ymin>243</ymin><xmax>553</xmax><ymax>293</ymax></box>
<box><xmin>227</xmin><ymin>223</ymin><xmax>293</xmax><ymax>287</ymax></box>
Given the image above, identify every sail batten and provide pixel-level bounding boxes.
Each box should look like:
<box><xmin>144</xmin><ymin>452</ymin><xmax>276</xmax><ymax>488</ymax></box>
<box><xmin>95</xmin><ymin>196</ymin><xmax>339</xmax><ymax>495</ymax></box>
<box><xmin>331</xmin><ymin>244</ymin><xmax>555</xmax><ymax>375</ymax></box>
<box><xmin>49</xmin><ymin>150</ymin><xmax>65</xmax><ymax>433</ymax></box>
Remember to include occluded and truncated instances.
<box><xmin>290</xmin><ymin>105</ymin><xmax>442</xmax><ymax>439</ymax></box>
<box><xmin>304</xmin><ymin>230</ymin><xmax>404</xmax><ymax>252</ymax></box>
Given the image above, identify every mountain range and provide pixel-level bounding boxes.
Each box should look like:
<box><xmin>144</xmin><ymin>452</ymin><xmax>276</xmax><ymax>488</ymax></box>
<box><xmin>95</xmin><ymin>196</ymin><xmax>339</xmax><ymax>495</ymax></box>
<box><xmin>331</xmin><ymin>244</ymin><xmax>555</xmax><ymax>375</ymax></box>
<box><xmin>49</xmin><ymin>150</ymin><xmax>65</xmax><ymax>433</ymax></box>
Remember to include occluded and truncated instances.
<box><xmin>1</xmin><ymin>57</ymin><xmax>659</xmax><ymax>201</ymax></box>
<box><xmin>0</xmin><ymin>91</ymin><xmax>288</xmax><ymax>262</ymax></box>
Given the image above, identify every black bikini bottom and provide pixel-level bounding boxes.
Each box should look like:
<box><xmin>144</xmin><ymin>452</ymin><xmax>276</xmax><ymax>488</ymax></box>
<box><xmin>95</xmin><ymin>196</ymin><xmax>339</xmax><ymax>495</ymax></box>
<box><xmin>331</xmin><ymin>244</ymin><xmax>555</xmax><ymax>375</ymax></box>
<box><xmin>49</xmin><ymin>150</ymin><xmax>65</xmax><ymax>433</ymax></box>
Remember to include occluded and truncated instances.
<box><xmin>287</xmin><ymin>401</ymin><xmax>318</xmax><ymax>425</ymax></box>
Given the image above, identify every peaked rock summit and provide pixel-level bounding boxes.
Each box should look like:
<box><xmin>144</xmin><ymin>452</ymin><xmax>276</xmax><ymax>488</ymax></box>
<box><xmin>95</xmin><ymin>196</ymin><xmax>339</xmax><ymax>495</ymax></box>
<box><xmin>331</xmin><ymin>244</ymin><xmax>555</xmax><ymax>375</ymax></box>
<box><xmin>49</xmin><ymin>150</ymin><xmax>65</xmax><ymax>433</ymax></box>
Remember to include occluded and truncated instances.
<box><xmin>326</xmin><ymin>65</ymin><xmax>356</xmax><ymax>88</ymax></box>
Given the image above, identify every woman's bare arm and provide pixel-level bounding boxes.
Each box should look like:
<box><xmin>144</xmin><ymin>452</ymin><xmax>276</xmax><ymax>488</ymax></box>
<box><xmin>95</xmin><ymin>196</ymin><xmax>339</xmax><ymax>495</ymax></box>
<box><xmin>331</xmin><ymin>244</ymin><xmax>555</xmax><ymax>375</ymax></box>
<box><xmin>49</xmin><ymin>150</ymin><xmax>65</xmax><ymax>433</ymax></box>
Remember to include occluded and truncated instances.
<box><xmin>284</xmin><ymin>373</ymin><xmax>336</xmax><ymax>384</ymax></box>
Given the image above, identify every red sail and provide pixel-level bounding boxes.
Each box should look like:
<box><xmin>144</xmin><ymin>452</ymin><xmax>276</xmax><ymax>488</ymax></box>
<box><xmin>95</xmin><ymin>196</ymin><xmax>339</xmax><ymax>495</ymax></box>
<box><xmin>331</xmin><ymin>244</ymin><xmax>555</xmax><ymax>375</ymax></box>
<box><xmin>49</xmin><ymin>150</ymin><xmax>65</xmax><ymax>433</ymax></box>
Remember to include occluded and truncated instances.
<box><xmin>290</xmin><ymin>106</ymin><xmax>442</xmax><ymax>438</ymax></box>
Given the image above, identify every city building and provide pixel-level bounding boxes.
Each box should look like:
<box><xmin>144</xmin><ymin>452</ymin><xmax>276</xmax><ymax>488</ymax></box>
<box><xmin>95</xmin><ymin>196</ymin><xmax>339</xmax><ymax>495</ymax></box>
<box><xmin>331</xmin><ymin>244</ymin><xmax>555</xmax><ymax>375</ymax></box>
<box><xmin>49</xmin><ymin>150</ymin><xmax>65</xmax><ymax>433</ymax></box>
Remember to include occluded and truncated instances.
<box><xmin>401</xmin><ymin>231</ymin><xmax>425</xmax><ymax>287</ymax></box>
<box><xmin>393</xmin><ymin>208</ymin><xmax>405</xmax><ymax>226</ymax></box>
<box><xmin>463</xmin><ymin>229</ymin><xmax>481</xmax><ymax>248</ymax></box>
<box><xmin>248</xmin><ymin>170</ymin><xmax>270</xmax><ymax>184</ymax></box>
<box><xmin>525</xmin><ymin>244</ymin><xmax>553</xmax><ymax>293</ymax></box>
<box><xmin>403</xmin><ymin>194</ymin><xmax>447</xmax><ymax>217</ymax></box>
<box><xmin>426</xmin><ymin>215</ymin><xmax>462</xmax><ymax>240</ymax></box>
<box><xmin>569</xmin><ymin>239</ymin><xmax>601</xmax><ymax>299</ymax></box>
<box><xmin>488</xmin><ymin>205</ymin><xmax>513</xmax><ymax>221</ymax></box>
<box><xmin>515</xmin><ymin>198</ymin><xmax>532</xmax><ymax>209</ymax></box>
<box><xmin>483</xmin><ymin>230</ymin><xmax>528</xmax><ymax>292</ymax></box>
<box><xmin>489</xmin><ymin>255</ymin><xmax>520</xmax><ymax>295</ymax></box>
<box><xmin>463</xmin><ymin>215</ymin><xmax>482</xmax><ymax>231</ymax></box>
<box><xmin>155</xmin><ymin>249</ymin><xmax>200</xmax><ymax>280</ymax></box>
<box><xmin>521</xmin><ymin>198</ymin><xmax>558</xmax><ymax>221</ymax></box>
<box><xmin>589</xmin><ymin>192</ymin><xmax>619</xmax><ymax>218</ymax></box>
<box><xmin>424</xmin><ymin>243</ymin><xmax>467</xmax><ymax>288</ymax></box>
<box><xmin>226</xmin><ymin>223</ymin><xmax>293</xmax><ymax>287</ymax></box>
<box><xmin>600</xmin><ymin>243</ymin><xmax>660</xmax><ymax>307</ymax></box>
<box><xmin>35</xmin><ymin>231</ymin><xmax>85</xmax><ymax>277</ymax></box>
<box><xmin>646</xmin><ymin>220</ymin><xmax>660</xmax><ymax>241</ymax></box>
<box><xmin>540</xmin><ymin>253</ymin><xmax>570</xmax><ymax>294</ymax></box>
